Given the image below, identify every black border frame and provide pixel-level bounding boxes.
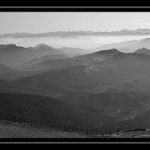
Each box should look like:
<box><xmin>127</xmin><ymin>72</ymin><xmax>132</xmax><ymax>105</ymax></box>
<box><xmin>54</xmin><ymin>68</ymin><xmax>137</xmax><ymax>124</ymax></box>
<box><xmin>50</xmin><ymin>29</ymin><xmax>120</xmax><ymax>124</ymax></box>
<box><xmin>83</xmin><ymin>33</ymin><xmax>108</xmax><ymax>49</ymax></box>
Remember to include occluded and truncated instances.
<box><xmin>1</xmin><ymin>5</ymin><xmax>150</xmax><ymax>144</ymax></box>
<box><xmin>0</xmin><ymin>6</ymin><xmax>150</xmax><ymax>12</ymax></box>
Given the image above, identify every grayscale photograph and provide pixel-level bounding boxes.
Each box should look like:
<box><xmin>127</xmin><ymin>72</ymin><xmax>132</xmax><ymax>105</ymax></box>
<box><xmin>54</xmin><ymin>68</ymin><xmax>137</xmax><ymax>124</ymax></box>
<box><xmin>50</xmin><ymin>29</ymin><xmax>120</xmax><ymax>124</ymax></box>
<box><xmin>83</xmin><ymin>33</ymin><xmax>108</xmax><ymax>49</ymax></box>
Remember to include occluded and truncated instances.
<box><xmin>1</xmin><ymin>7</ymin><xmax>150</xmax><ymax>142</ymax></box>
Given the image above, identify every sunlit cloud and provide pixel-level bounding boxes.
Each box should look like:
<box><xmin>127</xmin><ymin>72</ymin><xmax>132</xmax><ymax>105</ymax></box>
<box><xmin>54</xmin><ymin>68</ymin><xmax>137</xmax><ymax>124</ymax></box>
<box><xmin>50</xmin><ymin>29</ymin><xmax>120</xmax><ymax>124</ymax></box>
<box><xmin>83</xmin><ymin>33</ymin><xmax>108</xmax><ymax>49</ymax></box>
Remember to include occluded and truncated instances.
<box><xmin>132</xmin><ymin>22</ymin><xmax>150</xmax><ymax>29</ymax></box>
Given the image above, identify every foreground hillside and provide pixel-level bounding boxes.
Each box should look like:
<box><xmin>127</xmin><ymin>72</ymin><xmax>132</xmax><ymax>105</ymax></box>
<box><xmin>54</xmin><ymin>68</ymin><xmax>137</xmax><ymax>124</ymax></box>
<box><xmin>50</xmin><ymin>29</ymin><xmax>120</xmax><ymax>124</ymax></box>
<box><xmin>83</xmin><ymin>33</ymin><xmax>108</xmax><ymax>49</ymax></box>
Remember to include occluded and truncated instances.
<box><xmin>2</xmin><ymin>91</ymin><xmax>150</xmax><ymax>131</ymax></box>
<box><xmin>0</xmin><ymin>92</ymin><xmax>114</xmax><ymax>128</ymax></box>
<box><xmin>0</xmin><ymin>121</ymin><xmax>88</xmax><ymax>138</ymax></box>
<box><xmin>1</xmin><ymin>120</ymin><xmax>150</xmax><ymax>139</ymax></box>
<box><xmin>0</xmin><ymin>92</ymin><xmax>91</xmax><ymax>128</ymax></box>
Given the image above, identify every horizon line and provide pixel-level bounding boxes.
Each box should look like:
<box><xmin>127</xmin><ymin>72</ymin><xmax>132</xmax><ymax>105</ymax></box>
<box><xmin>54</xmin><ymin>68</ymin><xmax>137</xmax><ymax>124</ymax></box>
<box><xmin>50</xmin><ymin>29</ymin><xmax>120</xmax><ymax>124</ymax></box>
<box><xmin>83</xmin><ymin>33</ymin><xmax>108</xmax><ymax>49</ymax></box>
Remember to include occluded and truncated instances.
<box><xmin>1</xmin><ymin>28</ymin><xmax>150</xmax><ymax>35</ymax></box>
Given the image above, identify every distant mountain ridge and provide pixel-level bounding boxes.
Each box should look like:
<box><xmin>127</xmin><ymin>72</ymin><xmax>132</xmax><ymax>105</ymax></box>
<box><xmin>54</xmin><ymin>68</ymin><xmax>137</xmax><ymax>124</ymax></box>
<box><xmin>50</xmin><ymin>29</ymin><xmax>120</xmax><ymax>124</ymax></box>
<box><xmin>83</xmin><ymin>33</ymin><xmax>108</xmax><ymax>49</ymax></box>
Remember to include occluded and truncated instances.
<box><xmin>59</xmin><ymin>47</ymin><xmax>92</xmax><ymax>57</ymax></box>
<box><xmin>1</xmin><ymin>28</ymin><xmax>150</xmax><ymax>38</ymax></box>
<box><xmin>134</xmin><ymin>48</ymin><xmax>150</xmax><ymax>55</ymax></box>
<box><xmin>95</xmin><ymin>38</ymin><xmax>150</xmax><ymax>53</ymax></box>
<box><xmin>0</xmin><ymin>43</ymin><xmax>67</xmax><ymax>67</ymax></box>
<box><xmin>2</xmin><ymin>37</ymin><xmax>150</xmax><ymax>68</ymax></box>
<box><xmin>31</xmin><ymin>43</ymin><xmax>66</xmax><ymax>55</ymax></box>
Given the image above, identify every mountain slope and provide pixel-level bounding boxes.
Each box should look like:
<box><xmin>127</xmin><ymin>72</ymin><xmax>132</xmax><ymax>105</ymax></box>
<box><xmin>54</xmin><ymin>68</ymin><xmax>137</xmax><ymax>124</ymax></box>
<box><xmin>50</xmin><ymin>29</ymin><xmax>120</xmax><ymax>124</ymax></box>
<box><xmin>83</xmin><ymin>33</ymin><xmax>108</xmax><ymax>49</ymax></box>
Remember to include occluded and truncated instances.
<box><xmin>0</xmin><ymin>63</ymin><xmax>21</xmax><ymax>80</ymax></box>
<box><xmin>60</xmin><ymin>47</ymin><xmax>92</xmax><ymax>57</ymax></box>
<box><xmin>134</xmin><ymin>48</ymin><xmax>150</xmax><ymax>55</ymax></box>
<box><xmin>0</xmin><ymin>92</ymin><xmax>86</xmax><ymax>126</ymax></box>
<box><xmin>60</xmin><ymin>91</ymin><xmax>150</xmax><ymax>128</ymax></box>
<box><xmin>15</xmin><ymin>48</ymin><xmax>150</xmax><ymax>96</ymax></box>
<box><xmin>14</xmin><ymin>54</ymin><xmax>69</xmax><ymax>70</ymax></box>
<box><xmin>0</xmin><ymin>122</ymin><xmax>88</xmax><ymax>138</ymax></box>
<box><xmin>0</xmin><ymin>92</ymin><xmax>119</xmax><ymax>128</ymax></box>
<box><xmin>0</xmin><ymin>79</ymin><xmax>58</xmax><ymax>97</ymax></box>
<box><xmin>104</xmin><ymin>78</ymin><xmax>150</xmax><ymax>93</ymax></box>
<box><xmin>22</xmin><ymin>49</ymin><xmax>122</xmax><ymax>72</ymax></box>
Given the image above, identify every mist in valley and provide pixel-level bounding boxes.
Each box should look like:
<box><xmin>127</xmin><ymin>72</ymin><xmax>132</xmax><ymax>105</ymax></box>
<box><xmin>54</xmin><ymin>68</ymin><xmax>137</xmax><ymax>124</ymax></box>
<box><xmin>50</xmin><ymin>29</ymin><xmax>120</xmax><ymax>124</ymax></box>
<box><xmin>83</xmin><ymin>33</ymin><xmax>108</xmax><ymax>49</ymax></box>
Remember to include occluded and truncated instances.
<box><xmin>1</xmin><ymin>34</ymin><xmax>150</xmax><ymax>53</ymax></box>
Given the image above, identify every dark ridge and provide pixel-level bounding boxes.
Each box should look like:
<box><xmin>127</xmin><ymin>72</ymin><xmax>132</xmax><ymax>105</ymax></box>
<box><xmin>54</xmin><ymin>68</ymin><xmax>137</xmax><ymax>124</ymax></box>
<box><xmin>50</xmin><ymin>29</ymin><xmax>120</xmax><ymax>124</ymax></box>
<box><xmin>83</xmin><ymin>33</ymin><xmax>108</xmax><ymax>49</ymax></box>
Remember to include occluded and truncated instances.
<box><xmin>0</xmin><ymin>44</ymin><xmax>25</xmax><ymax>50</ymax></box>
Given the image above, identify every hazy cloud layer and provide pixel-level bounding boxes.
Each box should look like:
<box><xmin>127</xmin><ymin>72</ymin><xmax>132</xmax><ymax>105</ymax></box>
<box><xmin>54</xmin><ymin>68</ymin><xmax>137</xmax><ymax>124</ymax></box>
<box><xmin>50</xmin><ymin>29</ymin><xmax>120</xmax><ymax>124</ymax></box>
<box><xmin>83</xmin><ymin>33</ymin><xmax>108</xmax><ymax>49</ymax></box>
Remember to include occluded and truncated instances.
<box><xmin>132</xmin><ymin>22</ymin><xmax>150</xmax><ymax>29</ymax></box>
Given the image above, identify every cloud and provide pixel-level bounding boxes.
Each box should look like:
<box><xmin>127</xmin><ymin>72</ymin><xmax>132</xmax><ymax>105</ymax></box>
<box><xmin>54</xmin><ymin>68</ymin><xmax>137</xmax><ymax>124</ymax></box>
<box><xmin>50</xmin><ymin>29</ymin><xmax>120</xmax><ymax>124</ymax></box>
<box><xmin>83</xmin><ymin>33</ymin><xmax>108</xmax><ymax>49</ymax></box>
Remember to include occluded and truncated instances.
<box><xmin>132</xmin><ymin>22</ymin><xmax>150</xmax><ymax>29</ymax></box>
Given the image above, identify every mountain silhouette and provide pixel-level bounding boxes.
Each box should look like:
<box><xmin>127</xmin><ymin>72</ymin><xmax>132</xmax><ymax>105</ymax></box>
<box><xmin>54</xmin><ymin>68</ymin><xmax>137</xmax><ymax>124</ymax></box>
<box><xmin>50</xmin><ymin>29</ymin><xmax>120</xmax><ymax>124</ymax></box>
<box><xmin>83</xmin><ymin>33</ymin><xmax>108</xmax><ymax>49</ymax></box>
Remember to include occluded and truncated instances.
<box><xmin>0</xmin><ymin>44</ymin><xmax>68</xmax><ymax>67</ymax></box>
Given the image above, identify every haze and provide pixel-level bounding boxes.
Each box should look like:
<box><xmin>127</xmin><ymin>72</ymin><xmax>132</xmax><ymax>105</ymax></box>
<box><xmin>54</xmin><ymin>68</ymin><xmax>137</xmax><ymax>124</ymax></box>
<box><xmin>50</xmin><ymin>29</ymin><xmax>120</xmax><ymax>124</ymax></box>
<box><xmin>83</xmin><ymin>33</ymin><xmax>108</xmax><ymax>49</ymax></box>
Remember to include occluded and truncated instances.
<box><xmin>1</xmin><ymin>35</ymin><xmax>150</xmax><ymax>51</ymax></box>
<box><xmin>1</xmin><ymin>12</ymin><xmax>150</xmax><ymax>52</ymax></box>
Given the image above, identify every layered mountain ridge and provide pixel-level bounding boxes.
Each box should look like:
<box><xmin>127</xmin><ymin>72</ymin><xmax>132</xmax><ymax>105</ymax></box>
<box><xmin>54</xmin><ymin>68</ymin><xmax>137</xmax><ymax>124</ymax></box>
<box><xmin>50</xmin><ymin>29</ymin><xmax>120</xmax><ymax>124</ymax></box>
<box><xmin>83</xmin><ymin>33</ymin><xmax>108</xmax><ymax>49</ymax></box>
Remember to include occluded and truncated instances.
<box><xmin>1</xmin><ymin>42</ymin><xmax>150</xmax><ymax>129</ymax></box>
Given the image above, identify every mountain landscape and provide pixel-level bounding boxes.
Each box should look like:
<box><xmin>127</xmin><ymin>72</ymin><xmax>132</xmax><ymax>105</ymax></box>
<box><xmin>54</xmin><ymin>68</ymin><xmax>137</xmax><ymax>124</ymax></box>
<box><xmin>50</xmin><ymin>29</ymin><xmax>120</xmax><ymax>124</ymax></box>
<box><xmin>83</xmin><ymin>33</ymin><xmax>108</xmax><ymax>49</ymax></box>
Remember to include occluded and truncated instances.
<box><xmin>3</xmin><ymin>11</ymin><xmax>150</xmax><ymax>139</ymax></box>
<box><xmin>2</xmin><ymin>36</ymin><xmax>150</xmax><ymax>134</ymax></box>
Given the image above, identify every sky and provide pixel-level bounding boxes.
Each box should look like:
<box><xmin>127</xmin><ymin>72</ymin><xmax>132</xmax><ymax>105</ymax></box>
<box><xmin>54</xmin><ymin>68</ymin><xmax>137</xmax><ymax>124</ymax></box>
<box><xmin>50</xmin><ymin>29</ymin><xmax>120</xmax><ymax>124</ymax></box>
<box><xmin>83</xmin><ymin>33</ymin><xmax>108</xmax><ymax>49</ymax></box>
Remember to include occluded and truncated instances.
<box><xmin>1</xmin><ymin>12</ymin><xmax>150</xmax><ymax>50</ymax></box>
<box><xmin>1</xmin><ymin>12</ymin><xmax>150</xmax><ymax>34</ymax></box>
